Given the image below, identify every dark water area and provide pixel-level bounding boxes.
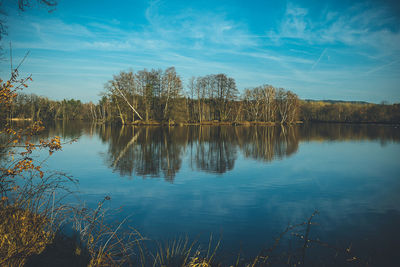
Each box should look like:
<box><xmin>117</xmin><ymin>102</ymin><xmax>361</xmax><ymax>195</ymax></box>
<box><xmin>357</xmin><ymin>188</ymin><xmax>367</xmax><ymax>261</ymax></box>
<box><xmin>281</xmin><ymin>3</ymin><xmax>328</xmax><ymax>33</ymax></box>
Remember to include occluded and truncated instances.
<box><xmin>29</xmin><ymin>122</ymin><xmax>400</xmax><ymax>265</ymax></box>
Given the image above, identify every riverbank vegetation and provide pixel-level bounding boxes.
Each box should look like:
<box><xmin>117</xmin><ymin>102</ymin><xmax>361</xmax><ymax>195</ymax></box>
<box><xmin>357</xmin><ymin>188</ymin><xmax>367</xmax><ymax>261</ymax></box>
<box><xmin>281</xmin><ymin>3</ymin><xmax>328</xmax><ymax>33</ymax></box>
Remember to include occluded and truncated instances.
<box><xmin>3</xmin><ymin>68</ymin><xmax>399</xmax><ymax>125</ymax></box>
<box><xmin>0</xmin><ymin>70</ymin><xmax>145</xmax><ymax>266</ymax></box>
<box><xmin>300</xmin><ymin>100</ymin><xmax>400</xmax><ymax>123</ymax></box>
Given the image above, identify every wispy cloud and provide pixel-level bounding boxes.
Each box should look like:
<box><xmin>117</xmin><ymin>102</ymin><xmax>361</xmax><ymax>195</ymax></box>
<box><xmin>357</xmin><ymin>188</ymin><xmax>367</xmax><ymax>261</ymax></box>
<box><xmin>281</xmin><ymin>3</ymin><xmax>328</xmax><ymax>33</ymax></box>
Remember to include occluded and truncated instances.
<box><xmin>1</xmin><ymin>0</ymin><xmax>399</xmax><ymax>103</ymax></box>
<box><xmin>272</xmin><ymin>2</ymin><xmax>400</xmax><ymax>56</ymax></box>
<box><xmin>144</xmin><ymin>0</ymin><xmax>258</xmax><ymax>49</ymax></box>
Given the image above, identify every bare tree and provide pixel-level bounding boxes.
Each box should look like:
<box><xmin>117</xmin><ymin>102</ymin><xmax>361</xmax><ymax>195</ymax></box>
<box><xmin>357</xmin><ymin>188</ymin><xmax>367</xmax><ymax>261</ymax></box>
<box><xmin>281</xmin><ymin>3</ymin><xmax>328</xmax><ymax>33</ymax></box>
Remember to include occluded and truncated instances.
<box><xmin>136</xmin><ymin>69</ymin><xmax>152</xmax><ymax>121</ymax></box>
<box><xmin>243</xmin><ymin>87</ymin><xmax>263</xmax><ymax>121</ymax></box>
<box><xmin>262</xmin><ymin>85</ymin><xmax>276</xmax><ymax>122</ymax></box>
<box><xmin>213</xmin><ymin>74</ymin><xmax>238</xmax><ymax>121</ymax></box>
<box><xmin>187</xmin><ymin>76</ymin><xmax>197</xmax><ymax>122</ymax></box>
<box><xmin>196</xmin><ymin>76</ymin><xmax>208</xmax><ymax>123</ymax></box>
<box><xmin>161</xmin><ymin>67</ymin><xmax>182</xmax><ymax>121</ymax></box>
<box><xmin>276</xmin><ymin>88</ymin><xmax>299</xmax><ymax>124</ymax></box>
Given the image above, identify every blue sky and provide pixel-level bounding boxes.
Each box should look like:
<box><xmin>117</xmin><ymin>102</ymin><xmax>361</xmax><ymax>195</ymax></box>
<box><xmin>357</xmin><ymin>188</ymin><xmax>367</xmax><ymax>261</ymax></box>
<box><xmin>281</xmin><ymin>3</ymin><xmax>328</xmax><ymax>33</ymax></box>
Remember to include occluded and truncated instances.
<box><xmin>1</xmin><ymin>0</ymin><xmax>400</xmax><ymax>103</ymax></box>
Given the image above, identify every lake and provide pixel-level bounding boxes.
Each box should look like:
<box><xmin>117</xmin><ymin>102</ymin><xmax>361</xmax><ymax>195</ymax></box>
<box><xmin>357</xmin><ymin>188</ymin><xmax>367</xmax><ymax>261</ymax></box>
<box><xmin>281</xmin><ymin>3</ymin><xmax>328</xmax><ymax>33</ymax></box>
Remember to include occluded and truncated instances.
<box><xmin>38</xmin><ymin>122</ymin><xmax>400</xmax><ymax>266</ymax></box>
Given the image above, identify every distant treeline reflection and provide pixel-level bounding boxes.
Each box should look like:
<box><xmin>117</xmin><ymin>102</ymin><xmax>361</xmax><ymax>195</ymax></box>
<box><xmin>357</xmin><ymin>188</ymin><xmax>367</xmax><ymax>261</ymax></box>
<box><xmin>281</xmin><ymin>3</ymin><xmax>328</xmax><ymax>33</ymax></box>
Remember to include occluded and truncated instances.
<box><xmin>99</xmin><ymin>125</ymin><xmax>302</xmax><ymax>180</ymax></box>
<box><xmin>40</xmin><ymin>123</ymin><xmax>400</xmax><ymax>182</ymax></box>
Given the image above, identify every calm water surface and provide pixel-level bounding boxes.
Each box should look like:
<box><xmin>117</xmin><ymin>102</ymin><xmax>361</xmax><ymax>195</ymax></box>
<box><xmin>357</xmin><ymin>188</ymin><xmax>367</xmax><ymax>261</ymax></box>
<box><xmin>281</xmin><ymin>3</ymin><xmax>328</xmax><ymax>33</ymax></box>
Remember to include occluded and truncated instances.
<box><xmin>40</xmin><ymin>123</ymin><xmax>400</xmax><ymax>266</ymax></box>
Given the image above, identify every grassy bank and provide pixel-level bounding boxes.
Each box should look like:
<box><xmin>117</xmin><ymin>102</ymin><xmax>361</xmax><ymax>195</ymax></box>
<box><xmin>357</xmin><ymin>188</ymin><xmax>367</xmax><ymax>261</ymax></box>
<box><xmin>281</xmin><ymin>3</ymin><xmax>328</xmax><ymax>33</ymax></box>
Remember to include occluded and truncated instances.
<box><xmin>0</xmin><ymin>205</ymin><xmax>366</xmax><ymax>266</ymax></box>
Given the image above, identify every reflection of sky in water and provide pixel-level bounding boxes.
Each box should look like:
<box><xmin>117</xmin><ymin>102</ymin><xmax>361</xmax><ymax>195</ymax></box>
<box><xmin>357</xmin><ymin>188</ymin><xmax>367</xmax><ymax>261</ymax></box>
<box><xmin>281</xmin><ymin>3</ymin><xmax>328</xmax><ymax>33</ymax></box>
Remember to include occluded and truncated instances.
<box><xmin>41</xmin><ymin>124</ymin><xmax>400</xmax><ymax>265</ymax></box>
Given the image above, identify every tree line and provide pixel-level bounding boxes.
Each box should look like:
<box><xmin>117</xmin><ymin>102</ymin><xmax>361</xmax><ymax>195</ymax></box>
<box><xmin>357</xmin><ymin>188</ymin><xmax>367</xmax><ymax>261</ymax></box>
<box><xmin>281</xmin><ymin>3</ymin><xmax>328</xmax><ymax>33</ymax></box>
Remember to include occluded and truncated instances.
<box><xmin>1</xmin><ymin>67</ymin><xmax>399</xmax><ymax>124</ymax></box>
<box><xmin>300</xmin><ymin>100</ymin><xmax>400</xmax><ymax>123</ymax></box>
<box><xmin>0</xmin><ymin>94</ymin><xmax>93</xmax><ymax>121</ymax></box>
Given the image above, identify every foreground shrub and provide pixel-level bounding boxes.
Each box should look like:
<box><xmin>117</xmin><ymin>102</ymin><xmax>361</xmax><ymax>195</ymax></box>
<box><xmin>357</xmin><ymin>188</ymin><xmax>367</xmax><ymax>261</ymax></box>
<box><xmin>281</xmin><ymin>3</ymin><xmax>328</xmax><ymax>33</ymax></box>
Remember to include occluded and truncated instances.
<box><xmin>0</xmin><ymin>205</ymin><xmax>53</xmax><ymax>266</ymax></box>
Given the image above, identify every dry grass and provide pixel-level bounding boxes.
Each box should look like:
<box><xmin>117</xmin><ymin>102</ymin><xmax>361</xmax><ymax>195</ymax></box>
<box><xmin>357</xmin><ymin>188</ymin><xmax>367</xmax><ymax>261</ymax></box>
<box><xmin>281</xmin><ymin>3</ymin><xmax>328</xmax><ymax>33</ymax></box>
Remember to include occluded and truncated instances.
<box><xmin>67</xmin><ymin>197</ymin><xmax>146</xmax><ymax>267</ymax></box>
<box><xmin>152</xmin><ymin>235</ymin><xmax>220</xmax><ymax>267</ymax></box>
<box><xmin>153</xmin><ymin>237</ymin><xmax>196</xmax><ymax>267</ymax></box>
<box><xmin>0</xmin><ymin>205</ymin><xmax>53</xmax><ymax>266</ymax></box>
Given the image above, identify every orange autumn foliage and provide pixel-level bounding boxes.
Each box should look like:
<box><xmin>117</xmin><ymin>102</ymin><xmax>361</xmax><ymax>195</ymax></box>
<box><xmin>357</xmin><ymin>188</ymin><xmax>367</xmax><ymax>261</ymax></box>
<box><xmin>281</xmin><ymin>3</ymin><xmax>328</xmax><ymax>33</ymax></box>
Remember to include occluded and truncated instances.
<box><xmin>1</xmin><ymin>72</ymin><xmax>64</xmax><ymax>200</ymax></box>
<box><xmin>0</xmin><ymin>70</ymin><xmax>67</xmax><ymax>265</ymax></box>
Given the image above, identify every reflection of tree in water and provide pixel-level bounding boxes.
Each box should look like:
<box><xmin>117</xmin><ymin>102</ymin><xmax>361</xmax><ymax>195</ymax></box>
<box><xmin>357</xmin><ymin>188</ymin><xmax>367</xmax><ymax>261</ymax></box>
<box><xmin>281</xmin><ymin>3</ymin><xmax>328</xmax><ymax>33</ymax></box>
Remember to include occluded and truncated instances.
<box><xmin>236</xmin><ymin>126</ymin><xmax>299</xmax><ymax>162</ymax></box>
<box><xmin>159</xmin><ymin>127</ymin><xmax>186</xmax><ymax>181</ymax></box>
<box><xmin>45</xmin><ymin>121</ymin><xmax>90</xmax><ymax>140</ymax></box>
<box><xmin>299</xmin><ymin>123</ymin><xmax>400</xmax><ymax>144</ymax></box>
<box><xmin>276</xmin><ymin>125</ymin><xmax>299</xmax><ymax>158</ymax></box>
<box><xmin>103</xmin><ymin>126</ymin><xmax>186</xmax><ymax>182</ymax></box>
<box><xmin>7</xmin><ymin>122</ymin><xmax>399</xmax><ymax>182</ymax></box>
<box><xmin>99</xmin><ymin>125</ymin><xmax>299</xmax><ymax>179</ymax></box>
<box><xmin>91</xmin><ymin>123</ymin><xmax>400</xmax><ymax>182</ymax></box>
<box><xmin>193</xmin><ymin>126</ymin><xmax>237</xmax><ymax>174</ymax></box>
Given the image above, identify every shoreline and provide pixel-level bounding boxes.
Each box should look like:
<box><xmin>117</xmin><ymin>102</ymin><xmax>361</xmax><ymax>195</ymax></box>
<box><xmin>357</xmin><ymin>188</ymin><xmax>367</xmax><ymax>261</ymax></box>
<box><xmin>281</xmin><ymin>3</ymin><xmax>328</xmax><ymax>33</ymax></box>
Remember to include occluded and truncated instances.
<box><xmin>127</xmin><ymin>120</ymin><xmax>300</xmax><ymax>126</ymax></box>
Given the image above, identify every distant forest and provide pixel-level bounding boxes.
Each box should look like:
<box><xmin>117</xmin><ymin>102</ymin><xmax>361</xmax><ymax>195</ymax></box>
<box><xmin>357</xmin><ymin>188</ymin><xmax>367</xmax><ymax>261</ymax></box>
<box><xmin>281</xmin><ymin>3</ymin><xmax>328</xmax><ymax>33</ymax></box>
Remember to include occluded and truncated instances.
<box><xmin>1</xmin><ymin>67</ymin><xmax>400</xmax><ymax>124</ymax></box>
